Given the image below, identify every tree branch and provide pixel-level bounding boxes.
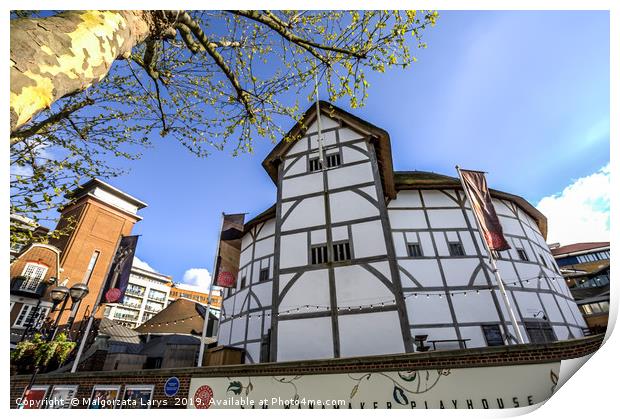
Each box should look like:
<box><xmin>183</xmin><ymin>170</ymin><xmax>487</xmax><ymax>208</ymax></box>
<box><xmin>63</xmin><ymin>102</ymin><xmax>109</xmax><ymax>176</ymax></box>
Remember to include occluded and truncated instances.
<box><xmin>230</xmin><ymin>10</ymin><xmax>368</xmax><ymax>61</ymax></box>
<box><xmin>175</xmin><ymin>11</ymin><xmax>255</xmax><ymax>117</ymax></box>
<box><xmin>10</xmin><ymin>99</ymin><xmax>95</xmax><ymax>145</ymax></box>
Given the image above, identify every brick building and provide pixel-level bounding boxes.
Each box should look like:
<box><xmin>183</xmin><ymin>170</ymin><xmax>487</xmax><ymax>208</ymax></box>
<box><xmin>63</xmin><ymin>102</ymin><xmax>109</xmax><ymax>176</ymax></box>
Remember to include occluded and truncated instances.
<box><xmin>9</xmin><ymin>179</ymin><xmax>147</xmax><ymax>341</ymax></box>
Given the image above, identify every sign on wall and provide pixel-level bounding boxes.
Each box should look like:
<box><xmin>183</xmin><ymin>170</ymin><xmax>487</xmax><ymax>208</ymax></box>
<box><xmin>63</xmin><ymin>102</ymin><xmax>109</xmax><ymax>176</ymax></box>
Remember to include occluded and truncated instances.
<box><xmin>188</xmin><ymin>362</ymin><xmax>559</xmax><ymax>409</ymax></box>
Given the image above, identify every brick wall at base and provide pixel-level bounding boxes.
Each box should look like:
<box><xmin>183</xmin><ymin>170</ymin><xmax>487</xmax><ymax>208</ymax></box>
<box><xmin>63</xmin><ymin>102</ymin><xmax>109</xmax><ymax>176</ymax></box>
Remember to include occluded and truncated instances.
<box><xmin>10</xmin><ymin>334</ymin><xmax>604</xmax><ymax>409</ymax></box>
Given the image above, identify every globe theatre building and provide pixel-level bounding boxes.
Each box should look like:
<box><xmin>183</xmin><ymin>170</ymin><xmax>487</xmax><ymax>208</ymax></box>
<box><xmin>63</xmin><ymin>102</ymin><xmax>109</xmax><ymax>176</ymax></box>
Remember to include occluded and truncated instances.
<box><xmin>218</xmin><ymin>101</ymin><xmax>587</xmax><ymax>364</ymax></box>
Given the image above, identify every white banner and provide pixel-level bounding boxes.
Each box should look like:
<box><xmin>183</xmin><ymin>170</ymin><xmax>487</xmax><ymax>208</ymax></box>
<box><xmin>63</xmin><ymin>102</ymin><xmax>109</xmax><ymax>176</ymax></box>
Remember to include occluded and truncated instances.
<box><xmin>187</xmin><ymin>362</ymin><xmax>560</xmax><ymax>409</ymax></box>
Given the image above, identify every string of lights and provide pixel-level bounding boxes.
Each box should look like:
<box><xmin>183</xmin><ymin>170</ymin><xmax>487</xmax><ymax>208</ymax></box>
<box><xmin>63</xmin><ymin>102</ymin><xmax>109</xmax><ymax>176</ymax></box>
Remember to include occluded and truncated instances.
<box><xmin>220</xmin><ymin>273</ymin><xmax>567</xmax><ymax>321</ymax></box>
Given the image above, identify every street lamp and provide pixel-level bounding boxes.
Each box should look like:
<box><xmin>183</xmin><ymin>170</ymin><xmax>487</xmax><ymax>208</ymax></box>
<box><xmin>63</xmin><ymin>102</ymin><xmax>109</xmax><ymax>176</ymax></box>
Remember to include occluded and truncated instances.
<box><xmin>19</xmin><ymin>282</ymin><xmax>89</xmax><ymax>408</ymax></box>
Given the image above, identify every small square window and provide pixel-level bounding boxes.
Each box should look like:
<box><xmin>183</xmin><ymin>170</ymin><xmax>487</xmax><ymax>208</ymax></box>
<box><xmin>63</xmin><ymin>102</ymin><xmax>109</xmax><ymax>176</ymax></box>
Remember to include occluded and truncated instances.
<box><xmin>333</xmin><ymin>241</ymin><xmax>351</xmax><ymax>262</ymax></box>
<box><xmin>259</xmin><ymin>268</ymin><xmax>269</xmax><ymax>282</ymax></box>
<box><xmin>311</xmin><ymin>245</ymin><xmax>328</xmax><ymax>265</ymax></box>
<box><xmin>309</xmin><ymin>157</ymin><xmax>322</xmax><ymax>172</ymax></box>
<box><xmin>448</xmin><ymin>242</ymin><xmax>465</xmax><ymax>257</ymax></box>
<box><xmin>407</xmin><ymin>243</ymin><xmax>423</xmax><ymax>258</ymax></box>
<box><xmin>326</xmin><ymin>153</ymin><xmax>341</xmax><ymax>168</ymax></box>
<box><xmin>240</xmin><ymin>276</ymin><xmax>247</xmax><ymax>289</ymax></box>
<box><xmin>517</xmin><ymin>249</ymin><xmax>529</xmax><ymax>261</ymax></box>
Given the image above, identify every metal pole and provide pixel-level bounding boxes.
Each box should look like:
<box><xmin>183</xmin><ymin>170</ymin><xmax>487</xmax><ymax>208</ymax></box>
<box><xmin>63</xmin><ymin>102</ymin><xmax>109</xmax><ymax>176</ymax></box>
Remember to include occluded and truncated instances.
<box><xmin>455</xmin><ymin>165</ymin><xmax>525</xmax><ymax>345</ymax></box>
<box><xmin>198</xmin><ymin>212</ymin><xmax>225</xmax><ymax>367</ymax></box>
<box><xmin>314</xmin><ymin>69</ymin><xmax>325</xmax><ymax>168</ymax></box>
<box><xmin>70</xmin><ymin>236</ymin><xmax>122</xmax><ymax>373</ymax></box>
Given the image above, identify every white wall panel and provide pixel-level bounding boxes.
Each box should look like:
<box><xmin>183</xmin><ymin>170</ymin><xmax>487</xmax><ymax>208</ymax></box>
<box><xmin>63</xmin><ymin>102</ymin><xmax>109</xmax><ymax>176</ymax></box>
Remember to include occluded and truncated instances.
<box><xmin>338</xmin><ymin>126</ymin><xmax>365</xmax><ymax>142</ymax></box>
<box><xmin>288</xmin><ymin>137</ymin><xmax>307</xmax><ymax>155</ymax></box>
<box><xmin>428</xmin><ymin>209</ymin><xmax>467</xmax><ymax>229</ymax></box>
<box><xmin>279</xmin><ymin>270</ymin><xmax>331</xmax><ymax>310</ymax></box>
<box><xmin>218</xmin><ymin>321</ymin><xmax>232</xmax><ymax>345</ymax></box>
<box><xmin>441</xmin><ymin>259</ymin><xmax>479</xmax><ymax>287</ymax></box>
<box><xmin>281</xmin><ymin>196</ymin><xmax>325</xmax><ymax>231</ymax></box>
<box><xmin>246</xmin><ymin>342</ymin><xmax>261</xmax><ymax>364</ymax></box>
<box><xmin>230</xmin><ymin>318</ymin><xmax>247</xmax><ymax>344</ymax></box>
<box><xmin>398</xmin><ymin>259</ymin><xmax>442</xmax><ymax>288</ymax></box>
<box><xmin>279</xmin><ymin>233</ymin><xmax>308</xmax><ymax>269</ymax></box>
<box><xmin>251</xmin><ymin>282</ymin><xmax>272</xmax><ymax>308</ymax></box>
<box><xmin>390</xmin><ymin>190</ymin><xmax>422</xmax><ymax>208</ymax></box>
<box><xmin>330</xmin><ymin>191</ymin><xmax>378</xmax><ymax>224</ymax></box>
<box><xmin>339</xmin><ymin>311</ymin><xmax>405</xmax><ymax>357</ymax></box>
<box><xmin>388</xmin><ymin>209</ymin><xmax>428</xmax><ymax>229</ymax></box>
<box><xmin>406</xmin><ymin>292</ymin><xmax>454</xmax><ymax>324</ymax></box>
<box><xmin>254</xmin><ymin>236</ymin><xmax>274</xmax><ymax>259</ymax></box>
<box><xmin>246</xmin><ymin>316</ymin><xmax>262</xmax><ymax>341</ymax></box>
<box><xmin>306</xmin><ymin>115</ymin><xmax>340</xmax><ymax>133</ymax></box>
<box><xmin>458</xmin><ymin>326</ymin><xmax>487</xmax><ymax>349</ymax></box>
<box><xmin>281</xmin><ymin>172</ymin><xmax>323</xmax><ymax>199</ymax></box>
<box><xmin>327</xmin><ymin>162</ymin><xmax>374</xmax><ymax>190</ymax></box>
<box><xmin>341</xmin><ymin>144</ymin><xmax>368</xmax><ymax>164</ymax></box>
<box><xmin>256</xmin><ymin>219</ymin><xmax>276</xmax><ymax>240</ymax></box>
<box><xmin>350</xmin><ymin>220</ymin><xmax>387</xmax><ymax>258</ymax></box>
<box><xmin>334</xmin><ymin>265</ymin><xmax>393</xmax><ymax>305</ymax></box>
<box><xmin>422</xmin><ymin>190</ymin><xmax>459</xmax><ymax>207</ymax></box>
<box><xmin>452</xmin><ymin>292</ymin><xmax>501</xmax><ymax>323</ymax></box>
<box><xmin>277</xmin><ymin>317</ymin><xmax>334</xmax><ymax>361</ymax></box>
<box><xmin>283</xmin><ymin>155</ymin><xmax>307</xmax><ymax>177</ymax></box>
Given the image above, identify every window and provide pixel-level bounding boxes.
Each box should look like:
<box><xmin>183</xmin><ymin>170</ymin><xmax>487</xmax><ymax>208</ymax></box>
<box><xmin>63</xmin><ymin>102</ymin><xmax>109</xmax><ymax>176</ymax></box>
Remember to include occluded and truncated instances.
<box><xmin>333</xmin><ymin>241</ymin><xmax>352</xmax><ymax>262</ymax></box>
<box><xmin>13</xmin><ymin>305</ymin><xmax>49</xmax><ymax>328</ymax></box>
<box><xmin>259</xmin><ymin>268</ymin><xmax>269</xmax><ymax>282</ymax></box>
<box><xmin>525</xmin><ymin>321</ymin><xmax>557</xmax><ymax>344</ymax></box>
<box><xmin>309</xmin><ymin>157</ymin><xmax>322</xmax><ymax>172</ymax></box>
<box><xmin>311</xmin><ymin>245</ymin><xmax>328</xmax><ymax>265</ymax></box>
<box><xmin>482</xmin><ymin>324</ymin><xmax>505</xmax><ymax>346</ymax></box>
<box><xmin>448</xmin><ymin>242</ymin><xmax>465</xmax><ymax>257</ymax></box>
<box><xmin>326</xmin><ymin>152</ymin><xmax>341</xmax><ymax>168</ymax></box>
<box><xmin>240</xmin><ymin>276</ymin><xmax>247</xmax><ymax>289</ymax></box>
<box><xmin>82</xmin><ymin>250</ymin><xmax>100</xmax><ymax>283</ymax></box>
<box><xmin>20</xmin><ymin>263</ymin><xmax>48</xmax><ymax>291</ymax></box>
<box><xmin>407</xmin><ymin>243</ymin><xmax>423</xmax><ymax>258</ymax></box>
<box><xmin>517</xmin><ymin>249</ymin><xmax>529</xmax><ymax>262</ymax></box>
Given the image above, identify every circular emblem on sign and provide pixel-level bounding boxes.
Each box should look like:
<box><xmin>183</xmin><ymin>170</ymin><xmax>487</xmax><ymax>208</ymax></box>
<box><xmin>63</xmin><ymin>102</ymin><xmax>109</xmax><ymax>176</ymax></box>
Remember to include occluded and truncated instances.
<box><xmin>164</xmin><ymin>376</ymin><xmax>180</xmax><ymax>397</ymax></box>
<box><xmin>194</xmin><ymin>385</ymin><xmax>213</xmax><ymax>409</ymax></box>
<box><xmin>217</xmin><ymin>271</ymin><xmax>235</xmax><ymax>288</ymax></box>
<box><xmin>105</xmin><ymin>288</ymin><xmax>121</xmax><ymax>303</ymax></box>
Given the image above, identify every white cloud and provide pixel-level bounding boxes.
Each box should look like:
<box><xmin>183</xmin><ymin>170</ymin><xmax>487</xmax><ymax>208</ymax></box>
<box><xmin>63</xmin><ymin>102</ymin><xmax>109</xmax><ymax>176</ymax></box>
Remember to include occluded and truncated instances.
<box><xmin>180</xmin><ymin>268</ymin><xmax>212</xmax><ymax>292</ymax></box>
<box><xmin>132</xmin><ymin>256</ymin><xmax>157</xmax><ymax>272</ymax></box>
<box><xmin>536</xmin><ymin>163</ymin><xmax>610</xmax><ymax>245</ymax></box>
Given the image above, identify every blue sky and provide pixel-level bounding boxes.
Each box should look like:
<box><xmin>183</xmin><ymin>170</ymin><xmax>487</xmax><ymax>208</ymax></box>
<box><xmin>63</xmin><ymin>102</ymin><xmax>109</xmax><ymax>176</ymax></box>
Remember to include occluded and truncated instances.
<box><xmin>49</xmin><ymin>11</ymin><xmax>613</xmax><ymax>288</ymax></box>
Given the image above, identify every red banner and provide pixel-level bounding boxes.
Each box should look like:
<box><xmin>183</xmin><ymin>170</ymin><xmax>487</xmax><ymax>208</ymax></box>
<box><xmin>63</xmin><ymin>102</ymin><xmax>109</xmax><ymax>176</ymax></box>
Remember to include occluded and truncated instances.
<box><xmin>459</xmin><ymin>169</ymin><xmax>511</xmax><ymax>252</ymax></box>
<box><xmin>214</xmin><ymin>214</ymin><xmax>245</xmax><ymax>288</ymax></box>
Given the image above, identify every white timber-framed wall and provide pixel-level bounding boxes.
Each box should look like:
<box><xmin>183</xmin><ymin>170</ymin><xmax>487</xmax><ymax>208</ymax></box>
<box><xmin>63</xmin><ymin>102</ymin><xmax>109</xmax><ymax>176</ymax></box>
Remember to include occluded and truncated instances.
<box><xmin>217</xmin><ymin>102</ymin><xmax>587</xmax><ymax>364</ymax></box>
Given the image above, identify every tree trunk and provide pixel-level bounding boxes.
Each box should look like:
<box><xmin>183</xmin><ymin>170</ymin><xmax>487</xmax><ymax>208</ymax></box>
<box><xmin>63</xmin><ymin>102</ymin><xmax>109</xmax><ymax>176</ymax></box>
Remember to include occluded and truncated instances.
<box><xmin>10</xmin><ymin>11</ymin><xmax>156</xmax><ymax>133</ymax></box>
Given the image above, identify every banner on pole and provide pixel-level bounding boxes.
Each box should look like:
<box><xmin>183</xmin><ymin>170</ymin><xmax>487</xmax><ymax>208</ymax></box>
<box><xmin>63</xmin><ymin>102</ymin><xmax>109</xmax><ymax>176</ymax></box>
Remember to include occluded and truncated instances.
<box><xmin>458</xmin><ymin>169</ymin><xmax>511</xmax><ymax>252</ymax></box>
<box><xmin>103</xmin><ymin>235</ymin><xmax>139</xmax><ymax>303</ymax></box>
<box><xmin>214</xmin><ymin>214</ymin><xmax>245</xmax><ymax>288</ymax></box>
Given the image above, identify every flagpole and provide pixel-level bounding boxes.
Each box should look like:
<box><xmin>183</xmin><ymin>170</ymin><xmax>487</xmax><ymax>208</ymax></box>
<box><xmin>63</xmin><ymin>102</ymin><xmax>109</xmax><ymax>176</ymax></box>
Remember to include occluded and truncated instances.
<box><xmin>314</xmin><ymin>68</ymin><xmax>325</xmax><ymax>169</ymax></box>
<box><xmin>197</xmin><ymin>212</ymin><xmax>225</xmax><ymax>367</ymax></box>
<box><xmin>455</xmin><ymin>166</ymin><xmax>525</xmax><ymax>345</ymax></box>
<box><xmin>70</xmin><ymin>235</ymin><xmax>123</xmax><ymax>373</ymax></box>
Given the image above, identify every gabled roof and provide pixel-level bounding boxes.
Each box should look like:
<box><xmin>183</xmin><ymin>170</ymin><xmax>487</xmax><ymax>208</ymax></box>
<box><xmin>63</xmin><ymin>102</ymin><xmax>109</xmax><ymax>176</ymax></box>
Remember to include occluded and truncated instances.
<box><xmin>134</xmin><ymin>298</ymin><xmax>215</xmax><ymax>335</ymax></box>
<box><xmin>246</xmin><ymin>103</ymin><xmax>548</xmax><ymax>239</ymax></box>
<box><xmin>262</xmin><ymin>101</ymin><xmax>397</xmax><ymax>198</ymax></box>
<box><xmin>394</xmin><ymin>171</ymin><xmax>548</xmax><ymax>239</ymax></box>
<box><xmin>551</xmin><ymin>242</ymin><xmax>610</xmax><ymax>257</ymax></box>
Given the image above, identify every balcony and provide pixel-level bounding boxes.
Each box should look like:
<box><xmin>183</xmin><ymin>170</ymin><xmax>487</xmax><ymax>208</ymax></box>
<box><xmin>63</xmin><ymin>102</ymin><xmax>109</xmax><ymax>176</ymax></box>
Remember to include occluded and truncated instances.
<box><xmin>10</xmin><ymin>276</ymin><xmax>48</xmax><ymax>298</ymax></box>
<box><xmin>125</xmin><ymin>288</ymin><xmax>145</xmax><ymax>297</ymax></box>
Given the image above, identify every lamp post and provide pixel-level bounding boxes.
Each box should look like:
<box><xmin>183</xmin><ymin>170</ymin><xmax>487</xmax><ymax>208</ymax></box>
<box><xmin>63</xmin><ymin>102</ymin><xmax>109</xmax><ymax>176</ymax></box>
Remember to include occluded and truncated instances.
<box><xmin>18</xmin><ymin>282</ymin><xmax>89</xmax><ymax>408</ymax></box>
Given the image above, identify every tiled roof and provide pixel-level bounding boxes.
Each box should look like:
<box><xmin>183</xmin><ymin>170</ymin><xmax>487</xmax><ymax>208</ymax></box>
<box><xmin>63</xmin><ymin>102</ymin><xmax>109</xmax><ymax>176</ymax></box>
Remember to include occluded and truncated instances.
<box><xmin>134</xmin><ymin>298</ymin><xmax>216</xmax><ymax>335</ymax></box>
<box><xmin>551</xmin><ymin>242</ymin><xmax>610</xmax><ymax>256</ymax></box>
